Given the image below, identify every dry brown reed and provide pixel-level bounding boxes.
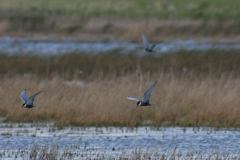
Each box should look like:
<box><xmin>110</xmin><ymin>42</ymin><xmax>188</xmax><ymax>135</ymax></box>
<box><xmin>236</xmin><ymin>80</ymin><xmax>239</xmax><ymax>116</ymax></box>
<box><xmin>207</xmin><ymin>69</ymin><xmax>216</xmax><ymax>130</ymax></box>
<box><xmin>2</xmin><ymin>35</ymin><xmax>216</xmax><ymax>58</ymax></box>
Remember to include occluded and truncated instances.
<box><xmin>1</xmin><ymin>70</ymin><xmax>240</xmax><ymax>127</ymax></box>
<box><xmin>1</xmin><ymin>51</ymin><xmax>240</xmax><ymax>127</ymax></box>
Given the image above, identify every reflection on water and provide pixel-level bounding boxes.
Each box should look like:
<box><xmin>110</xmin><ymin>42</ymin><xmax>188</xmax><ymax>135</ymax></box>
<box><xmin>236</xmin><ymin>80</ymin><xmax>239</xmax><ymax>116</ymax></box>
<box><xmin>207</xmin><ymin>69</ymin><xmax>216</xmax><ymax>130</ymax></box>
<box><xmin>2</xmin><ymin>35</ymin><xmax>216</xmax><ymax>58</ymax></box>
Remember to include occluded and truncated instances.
<box><xmin>0</xmin><ymin>123</ymin><xmax>240</xmax><ymax>159</ymax></box>
<box><xmin>1</xmin><ymin>37</ymin><xmax>240</xmax><ymax>56</ymax></box>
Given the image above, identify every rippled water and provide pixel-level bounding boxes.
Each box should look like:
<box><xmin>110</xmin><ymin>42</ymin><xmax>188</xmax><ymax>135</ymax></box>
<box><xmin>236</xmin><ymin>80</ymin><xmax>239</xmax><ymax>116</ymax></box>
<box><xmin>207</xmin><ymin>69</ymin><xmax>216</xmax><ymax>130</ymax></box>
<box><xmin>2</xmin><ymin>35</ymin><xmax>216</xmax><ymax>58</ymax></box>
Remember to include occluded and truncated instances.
<box><xmin>0</xmin><ymin>123</ymin><xmax>240</xmax><ymax>159</ymax></box>
<box><xmin>1</xmin><ymin>37</ymin><xmax>240</xmax><ymax>56</ymax></box>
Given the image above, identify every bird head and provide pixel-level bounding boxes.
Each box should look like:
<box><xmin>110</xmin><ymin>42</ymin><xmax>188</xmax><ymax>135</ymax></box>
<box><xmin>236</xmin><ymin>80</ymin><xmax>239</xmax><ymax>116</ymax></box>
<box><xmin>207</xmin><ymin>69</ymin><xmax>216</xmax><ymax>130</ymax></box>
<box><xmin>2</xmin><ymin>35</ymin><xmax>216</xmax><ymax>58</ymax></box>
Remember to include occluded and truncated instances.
<box><xmin>137</xmin><ymin>101</ymin><xmax>140</xmax><ymax>109</ymax></box>
<box><xmin>22</xmin><ymin>103</ymin><xmax>26</xmax><ymax>108</ymax></box>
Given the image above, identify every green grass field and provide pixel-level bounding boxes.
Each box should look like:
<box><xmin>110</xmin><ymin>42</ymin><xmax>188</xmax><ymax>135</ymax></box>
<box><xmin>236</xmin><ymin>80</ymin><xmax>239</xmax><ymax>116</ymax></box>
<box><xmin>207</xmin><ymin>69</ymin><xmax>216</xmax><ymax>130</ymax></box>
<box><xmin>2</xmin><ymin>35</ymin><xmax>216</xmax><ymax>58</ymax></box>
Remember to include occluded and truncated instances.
<box><xmin>1</xmin><ymin>0</ymin><xmax>240</xmax><ymax>20</ymax></box>
<box><xmin>0</xmin><ymin>0</ymin><xmax>240</xmax><ymax>38</ymax></box>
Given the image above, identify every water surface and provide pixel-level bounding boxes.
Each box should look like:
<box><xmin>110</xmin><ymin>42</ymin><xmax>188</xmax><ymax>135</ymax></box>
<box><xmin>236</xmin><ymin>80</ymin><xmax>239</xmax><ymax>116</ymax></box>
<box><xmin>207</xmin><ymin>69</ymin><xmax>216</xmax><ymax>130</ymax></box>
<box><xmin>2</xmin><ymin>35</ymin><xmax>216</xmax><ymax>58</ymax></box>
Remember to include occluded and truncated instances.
<box><xmin>1</xmin><ymin>37</ymin><xmax>240</xmax><ymax>56</ymax></box>
<box><xmin>0</xmin><ymin>123</ymin><xmax>240</xmax><ymax>159</ymax></box>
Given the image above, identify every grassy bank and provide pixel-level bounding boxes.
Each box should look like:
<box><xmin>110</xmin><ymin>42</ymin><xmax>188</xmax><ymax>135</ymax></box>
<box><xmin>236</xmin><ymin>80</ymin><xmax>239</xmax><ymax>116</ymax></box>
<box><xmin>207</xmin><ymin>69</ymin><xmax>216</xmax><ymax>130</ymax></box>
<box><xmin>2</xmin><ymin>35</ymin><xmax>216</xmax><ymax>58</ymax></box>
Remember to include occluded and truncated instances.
<box><xmin>2</xmin><ymin>0</ymin><xmax>239</xmax><ymax>20</ymax></box>
<box><xmin>0</xmin><ymin>0</ymin><xmax>240</xmax><ymax>38</ymax></box>
<box><xmin>1</xmin><ymin>51</ymin><xmax>240</xmax><ymax>80</ymax></box>
<box><xmin>1</xmin><ymin>51</ymin><xmax>240</xmax><ymax>127</ymax></box>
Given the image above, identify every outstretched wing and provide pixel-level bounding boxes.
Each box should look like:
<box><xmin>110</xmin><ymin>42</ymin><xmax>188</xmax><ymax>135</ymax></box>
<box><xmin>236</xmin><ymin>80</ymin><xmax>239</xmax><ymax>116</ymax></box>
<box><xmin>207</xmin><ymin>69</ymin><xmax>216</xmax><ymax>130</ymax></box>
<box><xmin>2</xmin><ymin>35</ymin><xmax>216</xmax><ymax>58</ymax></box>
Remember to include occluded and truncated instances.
<box><xmin>143</xmin><ymin>81</ymin><xmax>157</xmax><ymax>102</ymax></box>
<box><xmin>142</xmin><ymin>31</ymin><xmax>150</xmax><ymax>49</ymax></box>
<box><xmin>20</xmin><ymin>89</ymin><xmax>28</xmax><ymax>103</ymax></box>
<box><xmin>150</xmin><ymin>42</ymin><xmax>160</xmax><ymax>50</ymax></box>
<box><xmin>127</xmin><ymin>96</ymin><xmax>142</xmax><ymax>102</ymax></box>
<box><xmin>27</xmin><ymin>90</ymin><xmax>43</xmax><ymax>106</ymax></box>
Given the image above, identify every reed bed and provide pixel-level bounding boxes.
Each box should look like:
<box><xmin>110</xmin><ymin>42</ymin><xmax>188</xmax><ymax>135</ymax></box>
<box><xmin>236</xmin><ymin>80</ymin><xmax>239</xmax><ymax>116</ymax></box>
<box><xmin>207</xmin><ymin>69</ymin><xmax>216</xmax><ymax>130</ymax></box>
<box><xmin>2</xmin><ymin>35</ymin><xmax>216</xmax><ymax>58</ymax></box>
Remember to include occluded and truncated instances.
<box><xmin>1</xmin><ymin>51</ymin><xmax>240</xmax><ymax>127</ymax></box>
<box><xmin>2</xmin><ymin>51</ymin><xmax>240</xmax><ymax>80</ymax></box>
<box><xmin>1</xmin><ymin>72</ymin><xmax>240</xmax><ymax>127</ymax></box>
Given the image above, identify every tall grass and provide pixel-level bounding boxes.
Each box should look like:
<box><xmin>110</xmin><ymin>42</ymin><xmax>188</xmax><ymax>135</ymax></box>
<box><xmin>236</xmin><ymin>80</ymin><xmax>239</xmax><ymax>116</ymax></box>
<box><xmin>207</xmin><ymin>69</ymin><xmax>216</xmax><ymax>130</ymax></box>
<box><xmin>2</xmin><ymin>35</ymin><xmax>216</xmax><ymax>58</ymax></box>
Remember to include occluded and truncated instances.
<box><xmin>1</xmin><ymin>51</ymin><xmax>240</xmax><ymax>127</ymax></box>
<box><xmin>2</xmin><ymin>73</ymin><xmax>240</xmax><ymax>127</ymax></box>
<box><xmin>2</xmin><ymin>51</ymin><xmax>240</xmax><ymax>80</ymax></box>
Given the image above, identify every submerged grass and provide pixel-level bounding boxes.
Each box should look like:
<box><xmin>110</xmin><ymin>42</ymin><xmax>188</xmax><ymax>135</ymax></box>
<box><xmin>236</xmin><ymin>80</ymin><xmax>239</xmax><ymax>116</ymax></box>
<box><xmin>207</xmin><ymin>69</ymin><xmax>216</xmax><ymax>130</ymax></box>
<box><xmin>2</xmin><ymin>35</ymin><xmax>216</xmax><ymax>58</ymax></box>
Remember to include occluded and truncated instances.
<box><xmin>1</xmin><ymin>141</ymin><xmax>240</xmax><ymax>159</ymax></box>
<box><xmin>1</xmin><ymin>51</ymin><xmax>240</xmax><ymax>127</ymax></box>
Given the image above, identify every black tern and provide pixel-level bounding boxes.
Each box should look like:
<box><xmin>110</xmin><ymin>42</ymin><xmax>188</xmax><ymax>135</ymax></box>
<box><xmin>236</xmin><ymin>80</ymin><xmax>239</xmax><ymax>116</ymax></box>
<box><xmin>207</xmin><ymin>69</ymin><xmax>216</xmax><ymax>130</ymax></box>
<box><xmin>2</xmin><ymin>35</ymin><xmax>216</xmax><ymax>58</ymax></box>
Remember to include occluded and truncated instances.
<box><xmin>142</xmin><ymin>31</ymin><xmax>159</xmax><ymax>52</ymax></box>
<box><xmin>20</xmin><ymin>89</ymin><xmax>43</xmax><ymax>108</ymax></box>
<box><xmin>127</xmin><ymin>81</ymin><xmax>157</xmax><ymax>109</ymax></box>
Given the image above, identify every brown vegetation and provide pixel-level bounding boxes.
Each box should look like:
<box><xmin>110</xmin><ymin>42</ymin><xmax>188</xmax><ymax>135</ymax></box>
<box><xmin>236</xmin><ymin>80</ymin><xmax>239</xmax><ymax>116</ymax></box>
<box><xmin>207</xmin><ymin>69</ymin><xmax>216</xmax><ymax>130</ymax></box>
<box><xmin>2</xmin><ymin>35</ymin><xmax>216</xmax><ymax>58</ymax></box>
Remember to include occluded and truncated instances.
<box><xmin>1</xmin><ymin>51</ymin><xmax>240</xmax><ymax>127</ymax></box>
<box><xmin>1</xmin><ymin>72</ymin><xmax>240</xmax><ymax>127</ymax></box>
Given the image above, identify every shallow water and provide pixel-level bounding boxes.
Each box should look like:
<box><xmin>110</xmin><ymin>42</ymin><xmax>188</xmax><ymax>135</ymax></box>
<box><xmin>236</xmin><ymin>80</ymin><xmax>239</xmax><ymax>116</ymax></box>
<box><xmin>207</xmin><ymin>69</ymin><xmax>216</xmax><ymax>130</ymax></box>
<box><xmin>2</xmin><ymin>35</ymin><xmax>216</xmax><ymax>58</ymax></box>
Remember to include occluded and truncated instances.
<box><xmin>0</xmin><ymin>123</ymin><xmax>240</xmax><ymax>159</ymax></box>
<box><xmin>1</xmin><ymin>37</ymin><xmax>240</xmax><ymax>56</ymax></box>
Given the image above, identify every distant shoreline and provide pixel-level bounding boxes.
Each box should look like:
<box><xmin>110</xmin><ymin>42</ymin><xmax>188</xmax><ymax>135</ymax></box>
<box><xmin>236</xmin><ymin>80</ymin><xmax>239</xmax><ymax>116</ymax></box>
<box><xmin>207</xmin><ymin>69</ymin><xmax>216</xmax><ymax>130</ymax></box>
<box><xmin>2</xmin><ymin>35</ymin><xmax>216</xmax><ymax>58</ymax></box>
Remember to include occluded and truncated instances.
<box><xmin>1</xmin><ymin>19</ymin><xmax>240</xmax><ymax>43</ymax></box>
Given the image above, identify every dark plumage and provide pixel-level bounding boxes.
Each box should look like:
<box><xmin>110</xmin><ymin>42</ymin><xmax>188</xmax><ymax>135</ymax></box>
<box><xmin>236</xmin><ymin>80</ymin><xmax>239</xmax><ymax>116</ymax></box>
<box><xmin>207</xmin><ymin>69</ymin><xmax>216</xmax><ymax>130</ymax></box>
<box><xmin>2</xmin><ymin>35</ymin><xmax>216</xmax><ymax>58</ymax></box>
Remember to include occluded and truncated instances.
<box><xmin>127</xmin><ymin>81</ymin><xmax>157</xmax><ymax>109</ymax></box>
<box><xmin>142</xmin><ymin>31</ymin><xmax>159</xmax><ymax>52</ymax></box>
<box><xmin>20</xmin><ymin>89</ymin><xmax>43</xmax><ymax>108</ymax></box>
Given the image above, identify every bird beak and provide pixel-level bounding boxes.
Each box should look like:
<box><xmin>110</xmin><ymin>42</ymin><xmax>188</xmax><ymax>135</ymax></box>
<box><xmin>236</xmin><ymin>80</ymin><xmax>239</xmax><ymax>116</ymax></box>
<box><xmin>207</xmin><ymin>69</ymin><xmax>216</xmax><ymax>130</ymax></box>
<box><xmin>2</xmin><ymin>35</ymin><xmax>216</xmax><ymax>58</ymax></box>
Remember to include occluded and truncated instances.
<box><xmin>137</xmin><ymin>105</ymin><xmax>139</xmax><ymax>109</ymax></box>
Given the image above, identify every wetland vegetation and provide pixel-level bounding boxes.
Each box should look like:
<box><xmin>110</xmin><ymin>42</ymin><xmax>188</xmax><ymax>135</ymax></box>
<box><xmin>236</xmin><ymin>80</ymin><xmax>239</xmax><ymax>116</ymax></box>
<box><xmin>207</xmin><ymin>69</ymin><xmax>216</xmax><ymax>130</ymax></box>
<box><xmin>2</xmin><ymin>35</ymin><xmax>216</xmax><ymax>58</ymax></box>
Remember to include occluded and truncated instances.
<box><xmin>1</xmin><ymin>51</ymin><xmax>240</xmax><ymax>127</ymax></box>
<box><xmin>1</xmin><ymin>0</ymin><xmax>240</xmax><ymax>159</ymax></box>
<box><xmin>0</xmin><ymin>0</ymin><xmax>240</xmax><ymax>39</ymax></box>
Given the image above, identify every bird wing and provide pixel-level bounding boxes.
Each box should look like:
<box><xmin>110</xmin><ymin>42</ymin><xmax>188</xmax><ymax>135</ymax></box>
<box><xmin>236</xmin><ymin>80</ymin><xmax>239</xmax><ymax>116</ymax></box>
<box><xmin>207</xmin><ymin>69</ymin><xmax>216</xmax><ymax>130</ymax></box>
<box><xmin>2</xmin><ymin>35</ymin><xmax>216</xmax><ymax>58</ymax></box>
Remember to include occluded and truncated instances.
<box><xmin>143</xmin><ymin>81</ymin><xmax>157</xmax><ymax>102</ymax></box>
<box><xmin>150</xmin><ymin>42</ymin><xmax>160</xmax><ymax>50</ymax></box>
<box><xmin>20</xmin><ymin>89</ymin><xmax>28</xmax><ymax>103</ymax></box>
<box><xmin>27</xmin><ymin>90</ymin><xmax>43</xmax><ymax>105</ymax></box>
<box><xmin>142</xmin><ymin>31</ymin><xmax>150</xmax><ymax>49</ymax></box>
<box><xmin>127</xmin><ymin>96</ymin><xmax>142</xmax><ymax>102</ymax></box>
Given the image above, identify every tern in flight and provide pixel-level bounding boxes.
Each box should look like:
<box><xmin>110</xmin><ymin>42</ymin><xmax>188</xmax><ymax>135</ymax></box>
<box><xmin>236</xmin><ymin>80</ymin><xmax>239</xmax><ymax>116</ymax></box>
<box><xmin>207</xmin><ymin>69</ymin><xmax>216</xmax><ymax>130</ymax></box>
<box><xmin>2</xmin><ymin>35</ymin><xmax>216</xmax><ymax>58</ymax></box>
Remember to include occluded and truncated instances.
<box><xmin>142</xmin><ymin>31</ymin><xmax>159</xmax><ymax>52</ymax></box>
<box><xmin>20</xmin><ymin>89</ymin><xmax>43</xmax><ymax>108</ymax></box>
<box><xmin>127</xmin><ymin>81</ymin><xmax>157</xmax><ymax>109</ymax></box>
